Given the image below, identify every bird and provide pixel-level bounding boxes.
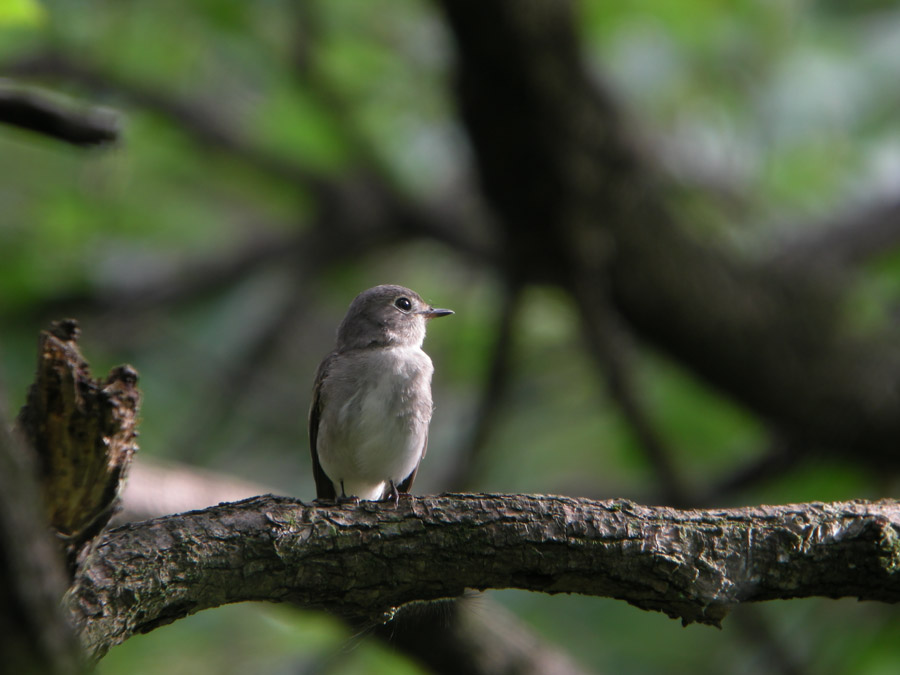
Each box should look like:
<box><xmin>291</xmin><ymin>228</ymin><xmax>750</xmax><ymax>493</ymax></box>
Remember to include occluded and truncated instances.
<box><xmin>309</xmin><ymin>284</ymin><xmax>453</xmax><ymax>503</ymax></box>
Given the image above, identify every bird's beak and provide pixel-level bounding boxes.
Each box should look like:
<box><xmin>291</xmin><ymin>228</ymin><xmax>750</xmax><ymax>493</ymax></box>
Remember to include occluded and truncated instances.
<box><xmin>421</xmin><ymin>307</ymin><xmax>454</xmax><ymax>319</ymax></box>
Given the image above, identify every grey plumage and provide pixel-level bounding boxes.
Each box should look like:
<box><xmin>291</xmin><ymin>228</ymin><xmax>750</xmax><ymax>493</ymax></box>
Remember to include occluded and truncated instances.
<box><xmin>309</xmin><ymin>285</ymin><xmax>453</xmax><ymax>502</ymax></box>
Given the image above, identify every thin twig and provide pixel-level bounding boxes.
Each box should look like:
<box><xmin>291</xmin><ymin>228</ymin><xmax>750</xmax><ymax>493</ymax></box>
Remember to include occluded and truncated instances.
<box><xmin>576</xmin><ymin>294</ymin><xmax>690</xmax><ymax>506</ymax></box>
<box><xmin>444</xmin><ymin>280</ymin><xmax>521</xmax><ymax>490</ymax></box>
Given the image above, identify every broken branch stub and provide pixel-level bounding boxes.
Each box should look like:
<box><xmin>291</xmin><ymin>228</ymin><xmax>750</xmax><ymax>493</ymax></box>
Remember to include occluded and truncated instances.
<box><xmin>16</xmin><ymin>319</ymin><xmax>141</xmax><ymax>568</ymax></box>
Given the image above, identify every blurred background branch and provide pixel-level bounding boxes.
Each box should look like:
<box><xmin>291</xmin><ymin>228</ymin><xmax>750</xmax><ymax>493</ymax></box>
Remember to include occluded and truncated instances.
<box><xmin>0</xmin><ymin>77</ymin><xmax>117</xmax><ymax>146</ymax></box>
<box><xmin>0</xmin><ymin>405</ymin><xmax>84</xmax><ymax>674</ymax></box>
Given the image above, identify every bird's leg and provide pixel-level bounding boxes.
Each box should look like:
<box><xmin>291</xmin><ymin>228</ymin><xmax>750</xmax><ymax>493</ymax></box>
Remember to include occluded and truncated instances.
<box><xmin>336</xmin><ymin>480</ymin><xmax>360</xmax><ymax>505</ymax></box>
<box><xmin>385</xmin><ymin>480</ymin><xmax>400</xmax><ymax>506</ymax></box>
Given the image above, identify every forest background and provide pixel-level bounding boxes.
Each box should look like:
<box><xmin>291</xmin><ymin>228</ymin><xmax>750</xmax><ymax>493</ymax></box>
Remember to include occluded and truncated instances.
<box><xmin>3</xmin><ymin>1</ymin><xmax>900</xmax><ymax>674</ymax></box>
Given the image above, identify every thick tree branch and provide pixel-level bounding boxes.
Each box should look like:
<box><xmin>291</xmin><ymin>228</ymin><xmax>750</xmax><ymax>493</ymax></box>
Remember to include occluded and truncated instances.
<box><xmin>68</xmin><ymin>493</ymin><xmax>900</xmax><ymax>661</ymax></box>
<box><xmin>117</xmin><ymin>461</ymin><xmax>595</xmax><ymax>675</ymax></box>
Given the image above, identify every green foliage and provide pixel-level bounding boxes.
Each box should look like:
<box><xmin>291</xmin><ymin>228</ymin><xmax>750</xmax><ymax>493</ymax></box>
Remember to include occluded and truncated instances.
<box><xmin>95</xmin><ymin>604</ymin><xmax>427</xmax><ymax>675</ymax></box>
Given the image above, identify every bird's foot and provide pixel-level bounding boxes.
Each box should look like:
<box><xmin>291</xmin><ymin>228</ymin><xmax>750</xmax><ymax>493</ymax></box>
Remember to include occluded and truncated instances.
<box><xmin>384</xmin><ymin>480</ymin><xmax>400</xmax><ymax>506</ymax></box>
<box><xmin>332</xmin><ymin>481</ymin><xmax>360</xmax><ymax>505</ymax></box>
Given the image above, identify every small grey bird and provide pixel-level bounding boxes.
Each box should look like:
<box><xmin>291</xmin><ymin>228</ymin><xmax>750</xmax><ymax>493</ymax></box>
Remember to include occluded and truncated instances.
<box><xmin>309</xmin><ymin>284</ymin><xmax>453</xmax><ymax>503</ymax></box>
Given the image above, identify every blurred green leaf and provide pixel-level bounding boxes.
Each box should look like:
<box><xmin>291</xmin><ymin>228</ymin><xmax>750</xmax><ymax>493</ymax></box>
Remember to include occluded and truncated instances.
<box><xmin>0</xmin><ymin>0</ymin><xmax>45</xmax><ymax>27</ymax></box>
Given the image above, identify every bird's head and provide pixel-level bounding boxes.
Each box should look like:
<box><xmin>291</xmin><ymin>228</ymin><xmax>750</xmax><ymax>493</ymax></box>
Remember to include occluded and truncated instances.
<box><xmin>336</xmin><ymin>284</ymin><xmax>453</xmax><ymax>351</ymax></box>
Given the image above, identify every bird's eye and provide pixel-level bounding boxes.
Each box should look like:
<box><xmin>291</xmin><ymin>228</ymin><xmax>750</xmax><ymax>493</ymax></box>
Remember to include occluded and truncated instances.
<box><xmin>394</xmin><ymin>297</ymin><xmax>412</xmax><ymax>312</ymax></box>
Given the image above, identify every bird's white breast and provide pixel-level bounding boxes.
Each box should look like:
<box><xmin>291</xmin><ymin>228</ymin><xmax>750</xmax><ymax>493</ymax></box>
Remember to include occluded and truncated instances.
<box><xmin>316</xmin><ymin>345</ymin><xmax>433</xmax><ymax>499</ymax></box>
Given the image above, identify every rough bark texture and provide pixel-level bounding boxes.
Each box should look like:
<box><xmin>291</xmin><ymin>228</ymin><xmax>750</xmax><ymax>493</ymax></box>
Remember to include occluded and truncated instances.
<box><xmin>16</xmin><ymin>319</ymin><xmax>141</xmax><ymax>570</ymax></box>
<box><xmin>67</xmin><ymin>493</ymin><xmax>900</xmax><ymax>661</ymax></box>
<box><xmin>116</xmin><ymin>459</ymin><xmax>596</xmax><ymax>675</ymax></box>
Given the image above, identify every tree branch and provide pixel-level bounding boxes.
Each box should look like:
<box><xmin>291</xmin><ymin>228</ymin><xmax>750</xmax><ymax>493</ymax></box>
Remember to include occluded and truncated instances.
<box><xmin>116</xmin><ymin>461</ymin><xmax>597</xmax><ymax>675</ymax></box>
<box><xmin>8</xmin><ymin>53</ymin><xmax>321</xmax><ymax>187</ymax></box>
<box><xmin>68</xmin><ymin>493</ymin><xmax>900</xmax><ymax>661</ymax></box>
<box><xmin>0</xmin><ymin>78</ymin><xmax>118</xmax><ymax>146</ymax></box>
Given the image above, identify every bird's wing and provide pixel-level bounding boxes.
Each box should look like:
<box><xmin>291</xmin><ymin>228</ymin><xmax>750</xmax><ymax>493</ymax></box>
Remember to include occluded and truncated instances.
<box><xmin>309</xmin><ymin>353</ymin><xmax>337</xmax><ymax>500</ymax></box>
<box><xmin>396</xmin><ymin>432</ymin><xmax>428</xmax><ymax>494</ymax></box>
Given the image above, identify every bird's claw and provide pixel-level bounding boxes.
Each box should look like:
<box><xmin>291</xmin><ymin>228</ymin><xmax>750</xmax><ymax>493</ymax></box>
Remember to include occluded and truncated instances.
<box><xmin>385</xmin><ymin>480</ymin><xmax>400</xmax><ymax>506</ymax></box>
